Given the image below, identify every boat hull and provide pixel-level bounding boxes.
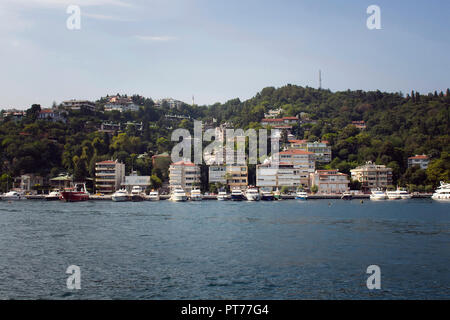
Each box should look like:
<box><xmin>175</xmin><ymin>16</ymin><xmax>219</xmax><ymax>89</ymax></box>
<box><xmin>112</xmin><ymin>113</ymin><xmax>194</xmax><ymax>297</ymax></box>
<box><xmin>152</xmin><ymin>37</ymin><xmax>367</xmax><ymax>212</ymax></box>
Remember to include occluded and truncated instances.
<box><xmin>112</xmin><ymin>195</ymin><xmax>129</xmax><ymax>202</ymax></box>
<box><xmin>60</xmin><ymin>192</ymin><xmax>89</xmax><ymax>202</ymax></box>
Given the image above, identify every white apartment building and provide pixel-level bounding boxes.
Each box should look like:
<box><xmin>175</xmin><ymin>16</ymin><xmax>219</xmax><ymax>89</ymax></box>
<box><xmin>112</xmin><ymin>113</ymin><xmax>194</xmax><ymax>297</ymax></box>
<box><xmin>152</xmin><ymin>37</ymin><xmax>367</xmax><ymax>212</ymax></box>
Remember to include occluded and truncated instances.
<box><xmin>208</xmin><ymin>165</ymin><xmax>248</xmax><ymax>190</ymax></box>
<box><xmin>169</xmin><ymin>161</ymin><xmax>201</xmax><ymax>192</ymax></box>
<box><xmin>256</xmin><ymin>163</ymin><xmax>305</xmax><ymax>190</ymax></box>
<box><xmin>277</xmin><ymin>149</ymin><xmax>315</xmax><ymax>186</ymax></box>
<box><xmin>309</xmin><ymin>170</ymin><xmax>350</xmax><ymax>194</ymax></box>
<box><xmin>350</xmin><ymin>161</ymin><xmax>393</xmax><ymax>190</ymax></box>
<box><xmin>287</xmin><ymin>140</ymin><xmax>332</xmax><ymax>163</ymax></box>
<box><xmin>122</xmin><ymin>172</ymin><xmax>151</xmax><ymax>192</ymax></box>
<box><xmin>407</xmin><ymin>155</ymin><xmax>429</xmax><ymax>169</ymax></box>
<box><xmin>95</xmin><ymin>160</ymin><xmax>125</xmax><ymax>194</ymax></box>
<box><xmin>62</xmin><ymin>100</ymin><xmax>96</xmax><ymax>112</ymax></box>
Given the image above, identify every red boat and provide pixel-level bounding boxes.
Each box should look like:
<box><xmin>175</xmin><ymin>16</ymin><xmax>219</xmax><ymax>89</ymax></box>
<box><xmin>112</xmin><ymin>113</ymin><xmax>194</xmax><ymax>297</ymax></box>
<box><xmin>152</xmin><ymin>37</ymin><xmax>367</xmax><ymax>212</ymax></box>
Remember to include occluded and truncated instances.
<box><xmin>60</xmin><ymin>183</ymin><xmax>90</xmax><ymax>202</ymax></box>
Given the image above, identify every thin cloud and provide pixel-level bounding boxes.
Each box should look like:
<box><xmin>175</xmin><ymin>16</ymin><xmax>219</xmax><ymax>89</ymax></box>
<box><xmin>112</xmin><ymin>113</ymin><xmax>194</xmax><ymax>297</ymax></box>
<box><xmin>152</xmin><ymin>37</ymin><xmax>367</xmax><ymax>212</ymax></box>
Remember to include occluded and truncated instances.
<box><xmin>134</xmin><ymin>35</ymin><xmax>177</xmax><ymax>42</ymax></box>
<box><xmin>3</xmin><ymin>0</ymin><xmax>133</xmax><ymax>8</ymax></box>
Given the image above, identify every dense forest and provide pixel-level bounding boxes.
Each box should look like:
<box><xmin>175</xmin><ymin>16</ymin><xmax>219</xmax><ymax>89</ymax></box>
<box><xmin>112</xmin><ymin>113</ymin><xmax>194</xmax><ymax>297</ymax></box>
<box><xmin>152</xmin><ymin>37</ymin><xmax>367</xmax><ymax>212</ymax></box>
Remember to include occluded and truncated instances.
<box><xmin>0</xmin><ymin>85</ymin><xmax>449</xmax><ymax>192</ymax></box>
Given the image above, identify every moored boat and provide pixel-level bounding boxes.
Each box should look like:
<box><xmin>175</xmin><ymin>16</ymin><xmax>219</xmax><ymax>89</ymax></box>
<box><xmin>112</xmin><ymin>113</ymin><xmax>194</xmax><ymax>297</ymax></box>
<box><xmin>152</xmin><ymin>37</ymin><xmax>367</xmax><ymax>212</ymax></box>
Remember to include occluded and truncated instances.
<box><xmin>245</xmin><ymin>187</ymin><xmax>260</xmax><ymax>201</ymax></box>
<box><xmin>261</xmin><ymin>190</ymin><xmax>274</xmax><ymax>201</ymax></box>
<box><xmin>341</xmin><ymin>191</ymin><xmax>352</xmax><ymax>200</ymax></box>
<box><xmin>148</xmin><ymin>191</ymin><xmax>160</xmax><ymax>201</ymax></box>
<box><xmin>60</xmin><ymin>183</ymin><xmax>90</xmax><ymax>202</ymax></box>
<box><xmin>386</xmin><ymin>189</ymin><xmax>401</xmax><ymax>200</ymax></box>
<box><xmin>170</xmin><ymin>187</ymin><xmax>188</xmax><ymax>202</ymax></box>
<box><xmin>230</xmin><ymin>189</ymin><xmax>245</xmax><ymax>201</ymax></box>
<box><xmin>112</xmin><ymin>189</ymin><xmax>129</xmax><ymax>202</ymax></box>
<box><xmin>217</xmin><ymin>191</ymin><xmax>229</xmax><ymax>201</ymax></box>
<box><xmin>190</xmin><ymin>189</ymin><xmax>203</xmax><ymax>201</ymax></box>
<box><xmin>431</xmin><ymin>182</ymin><xmax>450</xmax><ymax>201</ymax></box>
<box><xmin>295</xmin><ymin>191</ymin><xmax>308</xmax><ymax>200</ymax></box>
<box><xmin>130</xmin><ymin>186</ymin><xmax>144</xmax><ymax>201</ymax></box>
<box><xmin>2</xmin><ymin>190</ymin><xmax>25</xmax><ymax>201</ymax></box>
<box><xmin>45</xmin><ymin>190</ymin><xmax>61</xmax><ymax>201</ymax></box>
<box><xmin>370</xmin><ymin>190</ymin><xmax>387</xmax><ymax>201</ymax></box>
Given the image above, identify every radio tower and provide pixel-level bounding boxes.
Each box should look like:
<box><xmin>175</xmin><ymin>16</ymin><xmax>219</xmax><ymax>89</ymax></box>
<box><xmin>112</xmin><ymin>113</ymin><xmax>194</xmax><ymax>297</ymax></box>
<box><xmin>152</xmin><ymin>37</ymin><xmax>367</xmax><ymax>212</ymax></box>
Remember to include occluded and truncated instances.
<box><xmin>319</xmin><ymin>70</ymin><xmax>322</xmax><ymax>90</ymax></box>
<box><xmin>192</xmin><ymin>95</ymin><xmax>195</xmax><ymax>106</ymax></box>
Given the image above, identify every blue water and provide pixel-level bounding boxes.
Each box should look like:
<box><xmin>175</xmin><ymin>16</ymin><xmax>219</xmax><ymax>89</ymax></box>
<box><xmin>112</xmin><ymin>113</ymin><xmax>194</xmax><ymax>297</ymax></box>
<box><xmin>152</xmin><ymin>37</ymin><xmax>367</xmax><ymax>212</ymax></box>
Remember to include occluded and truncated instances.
<box><xmin>0</xmin><ymin>199</ymin><xmax>448</xmax><ymax>299</ymax></box>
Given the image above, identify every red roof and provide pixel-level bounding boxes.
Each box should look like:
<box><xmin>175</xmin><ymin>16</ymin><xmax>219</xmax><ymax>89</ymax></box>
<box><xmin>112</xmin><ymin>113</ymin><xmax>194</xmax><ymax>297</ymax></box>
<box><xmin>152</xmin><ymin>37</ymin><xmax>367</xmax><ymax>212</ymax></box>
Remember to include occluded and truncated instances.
<box><xmin>171</xmin><ymin>161</ymin><xmax>196</xmax><ymax>166</ymax></box>
<box><xmin>39</xmin><ymin>109</ymin><xmax>54</xmax><ymax>114</ymax></box>
<box><xmin>408</xmin><ymin>155</ymin><xmax>428</xmax><ymax>160</ymax></box>
<box><xmin>289</xmin><ymin>139</ymin><xmax>307</xmax><ymax>144</ymax></box>
<box><xmin>97</xmin><ymin>160</ymin><xmax>116</xmax><ymax>164</ymax></box>
<box><xmin>279</xmin><ymin>150</ymin><xmax>314</xmax><ymax>155</ymax></box>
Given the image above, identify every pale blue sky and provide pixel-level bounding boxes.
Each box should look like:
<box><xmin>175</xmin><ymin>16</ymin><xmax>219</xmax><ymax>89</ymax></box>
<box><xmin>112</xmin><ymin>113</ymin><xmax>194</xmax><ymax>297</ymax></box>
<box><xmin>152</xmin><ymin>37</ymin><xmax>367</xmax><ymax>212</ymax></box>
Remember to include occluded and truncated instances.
<box><xmin>0</xmin><ymin>0</ymin><xmax>449</xmax><ymax>109</ymax></box>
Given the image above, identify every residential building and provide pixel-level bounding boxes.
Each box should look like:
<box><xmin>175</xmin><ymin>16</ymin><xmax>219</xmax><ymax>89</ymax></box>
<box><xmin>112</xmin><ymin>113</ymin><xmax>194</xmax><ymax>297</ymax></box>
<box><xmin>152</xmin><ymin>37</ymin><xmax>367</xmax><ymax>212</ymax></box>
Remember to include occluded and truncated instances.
<box><xmin>49</xmin><ymin>174</ymin><xmax>73</xmax><ymax>189</ymax></box>
<box><xmin>408</xmin><ymin>155</ymin><xmax>429</xmax><ymax>169</ymax></box>
<box><xmin>169</xmin><ymin>161</ymin><xmax>201</xmax><ymax>192</ymax></box>
<box><xmin>62</xmin><ymin>100</ymin><xmax>96</xmax><ymax>112</ymax></box>
<box><xmin>226</xmin><ymin>165</ymin><xmax>248</xmax><ymax>190</ymax></box>
<box><xmin>122</xmin><ymin>172</ymin><xmax>151</xmax><ymax>192</ymax></box>
<box><xmin>2</xmin><ymin>109</ymin><xmax>26</xmax><ymax>121</ymax></box>
<box><xmin>309</xmin><ymin>170</ymin><xmax>350</xmax><ymax>194</ymax></box>
<box><xmin>261</xmin><ymin>117</ymin><xmax>299</xmax><ymax>127</ymax></box>
<box><xmin>350</xmin><ymin>161</ymin><xmax>393</xmax><ymax>190</ymax></box>
<box><xmin>287</xmin><ymin>140</ymin><xmax>332</xmax><ymax>162</ymax></box>
<box><xmin>155</xmin><ymin>98</ymin><xmax>184</xmax><ymax>109</ymax></box>
<box><xmin>38</xmin><ymin>109</ymin><xmax>66</xmax><ymax>123</ymax></box>
<box><xmin>95</xmin><ymin>160</ymin><xmax>125</xmax><ymax>194</ymax></box>
<box><xmin>263</xmin><ymin>108</ymin><xmax>282</xmax><ymax>119</ymax></box>
<box><xmin>352</xmin><ymin>120</ymin><xmax>366</xmax><ymax>130</ymax></box>
<box><xmin>14</xmin><ymin>174</ymin><xmax>45</xmax><ymax>192</ymax></box>
<box><xmin>256</xmin><ymin>162</ymin><xmax>305</xmax><ymax>190</ymax></box>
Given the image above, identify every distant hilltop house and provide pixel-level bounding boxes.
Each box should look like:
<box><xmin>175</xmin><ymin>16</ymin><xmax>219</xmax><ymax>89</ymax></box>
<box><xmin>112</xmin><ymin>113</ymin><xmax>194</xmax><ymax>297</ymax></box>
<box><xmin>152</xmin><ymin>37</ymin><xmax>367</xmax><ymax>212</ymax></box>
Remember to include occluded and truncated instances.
<box><xmin>1</xmin><ymin>109</ymin><xmax>26</xmax><ymax>121</ymax></box>
<box><xmin>37</xmin><ymin>108</ymin><xmax>67</xmax><ymax>123</ymax></box>
<box><xmin>261</xmin><ymin>116</ymin><xmax>299</xmax><ymax>127</ymax></box>
<box><xmin>61</xmin><ymin>99</ymin><xmax>96</xmax><ymax>112</ymax></box>
<box><xmin>408</xmin><ymin>155</ymin><xmax>429</xmax><ymax>169</ymax></box>
<box><xmin>104</xmin><ymin>95</ymin><xmax>139</xmax><ymax>112</ymax></box>
<box><xmin>155</xmin><ymin>98</ymin><xmax>185</xmax><ymax>109</ymax></box>
<box><xmin>352</xmin><ymin>120</ymin><xmax>366</xmax><ymax>130</ymax></box>
<box><xmin>263</xmin><ymin>108</ymin><xmax>282</xmax><ymax>119</ymax></box>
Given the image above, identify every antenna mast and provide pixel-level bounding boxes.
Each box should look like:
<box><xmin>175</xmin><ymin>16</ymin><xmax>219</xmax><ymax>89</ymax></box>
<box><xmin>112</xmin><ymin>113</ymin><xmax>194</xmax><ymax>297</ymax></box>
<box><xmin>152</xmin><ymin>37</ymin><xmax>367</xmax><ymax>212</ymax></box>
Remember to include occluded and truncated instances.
<box><xmin>319</xmin><ymin>70</ymin><xmax>322</xmax><ymax>90</ymax></box>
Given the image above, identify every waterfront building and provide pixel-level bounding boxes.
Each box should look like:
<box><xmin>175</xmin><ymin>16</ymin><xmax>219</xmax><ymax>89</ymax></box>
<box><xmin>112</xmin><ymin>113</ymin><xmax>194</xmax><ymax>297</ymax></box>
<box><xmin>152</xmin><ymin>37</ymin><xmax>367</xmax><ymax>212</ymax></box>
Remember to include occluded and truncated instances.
<box><xmin>49</xmin><ymin>174</ymin><xmax>73</xmax><ymax>189</ymax></box>
<box><xmin>61</xmin><ymin>100</ymin><xmax>96</xmax><ymax>112</ymax></box>
<box><xmin>95</xmin><ymin>160</ymin><xmax>125</xmax><ymax>194</ymax></box>
<box><xmin>350</xmin><ymin>161</ymin><xmax>393</xmax><ymax>190</ymax></box>
<box><xmin>256</xmin><ymin>162</ymin><xmax>305</xmax><ymax>191</ymax></box>
<box><xmin>14</xmin><ymin>174</ymin><xmax>45</xmax><ymax>192</ymax></box>
<box><xmin>122</xmin><ymin>172</ymin><xmax>151</xmax><ymax>193</ymax></box>
<box><xmin>169</xmin><ymin>161</ymin><xmax>201</xmax><ymax>192</ymax></box>
<box><xmin>309</xmin><ymin>170</ymin><xmax>350</xmax><ymax>194</ymax></box>
<box><xmin>208</xmin><ymin>165</ymin><xmax>248</xmax><ymax>190</ymax></box>
<box><xmin>287</xmin><ymin>140</ymin><xmax>332</xmax><ymax>163</ymax></box>
<box><xmin>407</xmin><ymin>155</ymin><xmax>429</xmax><ymax>170</ymax></box>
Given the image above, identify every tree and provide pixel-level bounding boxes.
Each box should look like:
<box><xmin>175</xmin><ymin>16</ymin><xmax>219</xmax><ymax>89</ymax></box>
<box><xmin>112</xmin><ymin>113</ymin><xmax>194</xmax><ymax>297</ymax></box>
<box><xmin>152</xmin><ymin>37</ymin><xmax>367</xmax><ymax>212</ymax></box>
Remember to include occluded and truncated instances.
<box><xmin>150</xmin><ymin>175</ymin><xmax>162</xmax><ymax>190</ymax></box>
<box><xmin>311</xmin><ymin>185</ymin><xmax>318</xmax><ymax>194</ymax></box>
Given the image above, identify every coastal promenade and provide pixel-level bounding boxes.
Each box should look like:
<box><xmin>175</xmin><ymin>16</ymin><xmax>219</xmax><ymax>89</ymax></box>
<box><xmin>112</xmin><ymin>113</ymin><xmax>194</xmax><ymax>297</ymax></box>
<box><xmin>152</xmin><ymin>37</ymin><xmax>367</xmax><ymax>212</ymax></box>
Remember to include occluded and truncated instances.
<box><xmin>21</xmin><ymin>194</ymin><xmax>433</xmax><ymax>201</ymax></box>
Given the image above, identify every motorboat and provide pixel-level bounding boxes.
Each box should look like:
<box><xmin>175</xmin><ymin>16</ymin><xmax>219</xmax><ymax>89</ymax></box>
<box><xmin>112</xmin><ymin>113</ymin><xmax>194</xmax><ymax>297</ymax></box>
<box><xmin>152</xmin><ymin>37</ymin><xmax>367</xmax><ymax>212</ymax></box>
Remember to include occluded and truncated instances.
<box><xmin>45</xmin><ymin>190</ymin><xmax>61</xmax><ymax>201</ymax></box>
<box><xmin>2</xmin><ymin>191</ymin><xmax>25</xmax><ymax>201</ymax></box>
<box><xmin>386</xmin><ymin>189</ymin><xmax>401</xmax><ymax>200</ymax></box>
<box><xmin>190</xmin><ymin>189</ymin><xmax>203</xmax><ymax>201</ymax></box>
<box><xmin>170</xmin><ymin>187</ymin><xmax>188</xmax><ymax>202</ymax></box>
<box><xmin>370</xmin><ymin>190</ymin><xmax>387</xmax><ymax>200</ymax></box>
<box><xmin>396</xmin><ymin>188</ymin><xmax>412</xmax><ymax>199</ymax></box>
<box><xmin>130</xmin><ymin>186</ymin><xmax>144</xmax><ymax>201</ymax></box>
<box><xmin>60</xmin><ymin>183</ymin><xmax>90</xmax><ymax>202</ymax></box>
<box><xmin>295</xmin><ymin>191</ymin><xmax>308</xmax><ymax>200</ymax></box>
<box><xmin>112</xmin><ymin>189</ymin><xmax>129</xmax><ymax>202</ymax></box>
<box><xmin>217</xmin><ymin>191</ymin><xmax>229</xmax><ymax>201</ymax></box>
<box><xmin>230</xmin><ymin>189</ymin><xmax>245</xmax><ymax>201</ymax></box>
<box><xmin>261</xmin><ymin>190</ymin><xmax>275</xmax><ymax>201</ymax></box>
<box><xmin>148</xmin><ymin>191</ymin><xmax>160</xmax><ymax>201</ymax></box>
<box><xmin>245</xmin><ymin>187</ymin><xmax>260</xmax><ymax>201</ymax></box>
<box><xmin>432</xmin><ymin>182</ymin><xmax>450</xmax><ymax>201</ymax></box>
<box><xmin>341</xmin><ymin>191</ymin><xmax>353</xmax><ymax>200</ymax></box>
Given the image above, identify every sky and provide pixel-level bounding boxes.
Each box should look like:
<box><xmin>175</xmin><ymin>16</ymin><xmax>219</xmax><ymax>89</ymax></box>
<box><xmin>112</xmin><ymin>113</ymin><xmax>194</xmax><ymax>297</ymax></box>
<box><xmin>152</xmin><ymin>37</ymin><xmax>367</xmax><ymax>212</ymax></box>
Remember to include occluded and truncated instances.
<box><xmin>0</xmin><ymin>0</ymin><xmax>449</xmax><ymax>109</ymax></box>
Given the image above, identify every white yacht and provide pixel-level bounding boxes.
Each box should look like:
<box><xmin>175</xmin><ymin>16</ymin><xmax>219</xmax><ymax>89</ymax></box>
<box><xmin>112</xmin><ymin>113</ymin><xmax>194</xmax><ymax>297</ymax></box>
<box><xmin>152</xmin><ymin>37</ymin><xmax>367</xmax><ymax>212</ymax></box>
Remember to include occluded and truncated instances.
<box><xmin>397</xmin><ymin>188</ymin><xmax>412</xmax><ymax>199</ymax></box>
<box><xmin>45</xmin><ymin>190</ymin><xmax>61</xmax><ymax>201</ymax></box>
<box><xmin>112</xmin><ymin>189</ymin><xmax>129</xmax><ymax>202</ymax></box>
<box><xmin>432</xmin><ymin>182</ymin><xmax>450</xmax><ymax>201</ymax></box>
<box><xmin>2</xmin><ymin>191</ymin><xmax>25</xmax><ymax>201</ymax></box>
<box><xmin>170</xmin><ymin>187</ymin><xmax>188</xmax><ymax>202</ymax></box>
<box><xmin>217</xmin><ymin>191</ymin><xmax>229</xmax><ymax>201</ymax></box>
<box><xmin>370</xmin><ymin>190</ymin><xmax>387</xmax><ymax>200</ymax></box>
<box><xmin>295</xmin><ymin>191</ymin><xmax>308</xmax><ymax>200</ymax></box>
<box><xmin>231</xmin><ymin>189</ymin><xmax>245</xmax><ymax>201</ymax></box>
<box><xmin>246</xmin><ymin>187</ymin><xmax>260</xmax><ymax>201</ymax></box>
<box><xmin>148</xmin><ymin>191</ymin><xmax>160</xmax><ymax>201</ymax></box>
<box><xmin>190</xmin><ymin>189</ymin><xmax>203</xmax><ymax>201</ymax></box>
<box><xmin>386</xmin><ymin>190</ymin><xmax>401</xmax><ymax>200</ymax></box>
